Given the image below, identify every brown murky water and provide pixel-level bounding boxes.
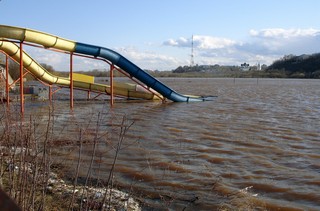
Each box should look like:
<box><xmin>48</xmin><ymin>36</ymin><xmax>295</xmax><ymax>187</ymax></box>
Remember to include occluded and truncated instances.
<box><xmin>15</xmin><ymin>78</ymin><xmax>320</xmax><ymax>210</ymax></box>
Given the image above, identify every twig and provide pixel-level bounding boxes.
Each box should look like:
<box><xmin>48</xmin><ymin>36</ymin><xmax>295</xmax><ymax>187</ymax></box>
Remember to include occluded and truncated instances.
<box><xmin>80</xmin><ymin>112</ymin><xmax>101</xmax><ymax>210</ymax></box>
<box><xmin>101</xmin><ymin>115</ymin><xmax>133</xmax><ymax>210</ymax></box>
<box><xmin>68</xmin><ymin>128</ymin><xmax>83</xmax><ymax>211</ymax></box>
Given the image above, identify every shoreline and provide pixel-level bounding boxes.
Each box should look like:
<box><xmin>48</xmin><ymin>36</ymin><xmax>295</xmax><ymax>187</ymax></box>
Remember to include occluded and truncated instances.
<box><xmin>0</xmin><ymin>145</ymin><xmax>141</xmax><ymax>211</ymax></box>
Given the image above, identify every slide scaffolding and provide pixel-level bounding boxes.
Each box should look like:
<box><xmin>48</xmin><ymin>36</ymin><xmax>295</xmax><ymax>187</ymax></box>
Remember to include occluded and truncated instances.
<box><xmin>0</xmin><ymin>40</ymin><xmax>163</xmax><ymax>114</ymax></box>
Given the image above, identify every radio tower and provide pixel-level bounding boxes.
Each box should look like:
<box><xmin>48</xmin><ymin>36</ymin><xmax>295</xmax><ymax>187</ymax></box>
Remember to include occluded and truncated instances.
<box><xmin>190</xmin><ymin>35</ymin><xmax>194</xmax><ymax>66</ymax></box>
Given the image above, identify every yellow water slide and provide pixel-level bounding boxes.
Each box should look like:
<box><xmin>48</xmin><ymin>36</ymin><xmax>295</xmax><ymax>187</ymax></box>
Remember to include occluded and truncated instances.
<box><xmin>0</xmin><ymin>25</ymin><xmax>160</xmax><ymax>100</ymax></box>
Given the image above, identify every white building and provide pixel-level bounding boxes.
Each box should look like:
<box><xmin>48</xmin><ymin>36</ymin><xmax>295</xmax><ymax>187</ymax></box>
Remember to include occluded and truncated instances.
<box><xmin>240</xmin><ymin>63</ymin><xmax>250</xmax><ymax>71</ymax></box>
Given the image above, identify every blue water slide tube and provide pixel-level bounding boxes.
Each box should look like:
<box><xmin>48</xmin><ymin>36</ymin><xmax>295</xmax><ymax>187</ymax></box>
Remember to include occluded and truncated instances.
<box><xmin>75</xmin><ymin>42</ymin><xmax>208</xmax><ymax>102</ymax></box>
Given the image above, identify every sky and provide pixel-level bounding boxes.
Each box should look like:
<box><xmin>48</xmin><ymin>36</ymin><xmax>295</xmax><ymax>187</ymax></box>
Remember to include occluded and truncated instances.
<box><xmin>1</xmin><ymin>0</ymin><xmax>320</xmax><ymax>71</ymax></box>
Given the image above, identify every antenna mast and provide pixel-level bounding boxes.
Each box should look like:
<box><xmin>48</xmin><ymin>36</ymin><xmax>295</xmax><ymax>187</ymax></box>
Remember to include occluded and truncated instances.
<box><xmin>190</xmin><ymin>35</ymin><xmax>194</xmax><ymax>66</ymax></box>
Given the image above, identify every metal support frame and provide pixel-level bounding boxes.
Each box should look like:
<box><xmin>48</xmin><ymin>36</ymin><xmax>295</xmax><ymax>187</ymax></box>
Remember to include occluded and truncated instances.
<box><xmin>49</xmin><ymin>85</ymin><xmax>52</xmax><ymax>102</ymax></box>
<box><xmin>116</xmin><ymin>67</ymin><xmax>165</xmax><ymax>101</ymax></box>
<box><xmin>70</xmin><ymin>52</ymin><xmax>74</xmax><ymax>109</ymax></box>
<box><xmin>110</xmin><ymin>64</ymin><xmax>114</xmax><ymax>106</ymax></box>
<box><xmin>91</xmin><ymin>93</ymin><xmax>103</xmax><ymax>100</ymax></box>
<box><xmin>51</xmin><ymin>86</ymin><xmax>62</xmax><ymax>95</ymax></box>
<box><xmin>87</xmin><ymin>90</ymin><xmax>90</xmax><ymax>100</ymax></box>
<box><xmin>1</xmin><ymin>39</ymin><xmax>163</xmax><ymax>114</ymax></box>
<box><xmin>19</xmin><ymin>42</ymin><xmax>24</xmax><ymax>114</ymax></box>
<box><xmin>5</xmin><ymin>54</ymin><xmax>9</xmax><ymax>107</ymax></box>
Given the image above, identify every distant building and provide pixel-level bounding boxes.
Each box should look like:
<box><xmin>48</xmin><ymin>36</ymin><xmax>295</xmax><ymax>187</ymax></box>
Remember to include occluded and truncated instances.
<box><xmin>257</xmin><ymin>62</ymin><xmax>261</xmax><ymax>71</ymax></box>
<box><xmin>240</xmin><ymin>63</ymin><xmax>250</xmax><ymax>71</ymax></box>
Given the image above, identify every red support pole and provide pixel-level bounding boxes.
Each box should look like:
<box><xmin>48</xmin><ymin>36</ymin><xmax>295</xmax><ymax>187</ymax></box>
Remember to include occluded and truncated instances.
<box><xmin>19</xmin><ymin>42</ymin><xmax>24</xmax><ymax>114</ymax></box>
<box><xmin>5</xmin><ymin>54</ymin><xmax>9</xmax><ymax>108</ymax></box>
<box><xmin>49</xmin><ymin>85</ymin><xmax>52</xmax><ymax>102</ymax></box>
<box><xmin>87</xmin><ymin>90</ymin><xmax>90</xmax><ymax>100</ymax></box>
<box><xmin>110</xmin><ymin>64</ymin><xmax>114</xmax><ymax>106</ymax></box>
<box><xmin>70</xmin><ymin>52</ymin><xmax>74</xmax><ymax>109</ymax></box>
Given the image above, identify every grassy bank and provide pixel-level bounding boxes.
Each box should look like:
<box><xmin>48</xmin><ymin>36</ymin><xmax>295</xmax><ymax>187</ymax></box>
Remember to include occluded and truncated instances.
<box><xmin>0</xmin><ymin>105</ymin><xmax>140</xmax><ymax>210</ymax></box>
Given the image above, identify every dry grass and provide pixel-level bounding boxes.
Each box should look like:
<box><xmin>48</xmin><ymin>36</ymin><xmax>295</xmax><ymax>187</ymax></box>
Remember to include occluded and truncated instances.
<box><xmin>0</xmin><ymin>104</ymin><xmax>140</xmax><ymax>210</ymax></box>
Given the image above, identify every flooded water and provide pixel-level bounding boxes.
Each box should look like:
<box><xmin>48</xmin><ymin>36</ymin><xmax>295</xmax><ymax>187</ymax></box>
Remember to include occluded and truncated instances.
<box><xmin>8</xmin><ymin>78</ymin><xmax>320</xmax><ymax>210</ymax></box>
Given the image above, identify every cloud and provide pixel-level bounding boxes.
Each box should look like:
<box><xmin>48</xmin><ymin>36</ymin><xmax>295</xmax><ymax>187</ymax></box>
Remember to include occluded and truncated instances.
<box><xmin>194</xmin><ymin>36</ymin><xmax>237</xmax><ymax>49</ymax></box>
<box><xmin>163</xmin><ymin>28</ymin><xmax>320</xmax><ymax>67</ymax></box>
<box><xmin>249</xmin><ymin>28</ymin><xmax>320</xmax><ymax>39</ymax></box>
<box><xmin>23</xmin><ymin>45</ymin><xmax>180</xmax><ymax>71</ymax></box>
<box><xmin>25</xmin><ymin>47</ymin><xmax>69</xmax><ymax>71</ymax></box>
<box><xmin>163</xmin><ymin>37</ymin><xmax>190</xmax><ymax>47</ymax></box>
<box><xmin>247</xmin><ymin>28</ymin><xmax>320</xmax><ymax>55</ymax></box>
<box><xmin>115</xmin><ymin>46</ymin><xmax>181</xmax><ymax>70</ymax></box>
<box><xmin>22</xmin><ymin>28</ymin><xmax>320</xmax><ymax>71</ymax></box>
<box><xmin>163</xmin><ymin>35</ymin><xmax>237</xmax><ymax>49</ymax></box>
<box><xmin>26</xmin><ymin>47</ymin><xmax>107</xmax><ymax>71</ymax></box>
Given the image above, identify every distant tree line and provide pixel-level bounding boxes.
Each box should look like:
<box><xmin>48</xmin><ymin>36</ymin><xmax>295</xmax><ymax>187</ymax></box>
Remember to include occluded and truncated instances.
<box><xmin>266</xmin><ymin>53</ymin><xmax>320</xmax><ymax>78</ymax></box>
<box><xmin>172</xmin><ymin>64</ymin><xmax>240</xmax><ymax>73</ymax></box>
<box><xmin>2</xmin><ymin>52</ymin><xmax>320</xmax><ymax>79</ymax></box>
<box><xmin>171</xmin><ymin>53</ymin><xmax>320</xmax><ymax>78</ymax></box>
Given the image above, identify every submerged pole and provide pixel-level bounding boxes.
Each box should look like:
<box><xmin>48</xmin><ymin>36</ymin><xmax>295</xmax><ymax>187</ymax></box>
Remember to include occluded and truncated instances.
<box><xmin>49</xmin><ymin>85</ymin><xmax>52</xmax><ymax>102</ymax></box>
<box><xmin>19</xmin><ymin>42</ymin><xmax>24</xmax><ymax>114</ymax></box>
<box><xmin>70</xmin><ymin>52</ymin><xmax>74</xmax><ymax>109</ymax></box>
<box><xmin>110</xmin><ymin>64</ymin><xmax>114</xmax><ymax>106</ymax></box>
<box><xmin>5</xmin><ymin>54</ymin><xmax>9</xmax><ymax>108</ymax></box>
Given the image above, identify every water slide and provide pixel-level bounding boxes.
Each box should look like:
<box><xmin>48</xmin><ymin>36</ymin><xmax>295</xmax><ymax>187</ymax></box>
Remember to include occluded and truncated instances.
<box><xmin>0</xmin><ymin>25</ymin><xmax>210</xmax><ymax>102</ymax></box>
<box><xmin>0</xmin><ymin>65</ymin><xmax>14</xmax><ymax>85</ymax></box>
<box><xmin>0</xmin><ymin>40</ymin><xmax>160</xmax><ymax>100</ymax></box>
<box><xmin>0</xmin><ymin>64</ymin><xmax>14</xmax><ymax>100</ymax></box>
